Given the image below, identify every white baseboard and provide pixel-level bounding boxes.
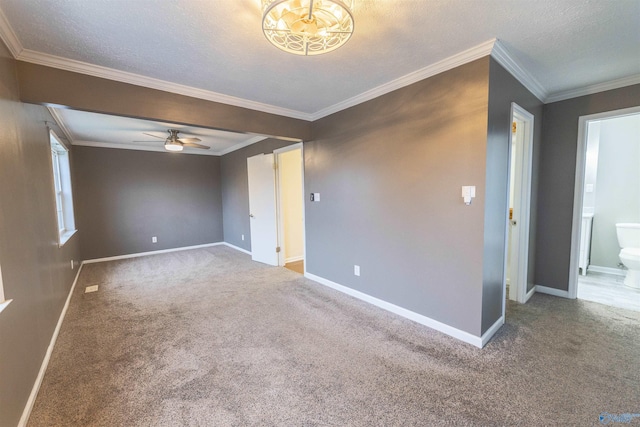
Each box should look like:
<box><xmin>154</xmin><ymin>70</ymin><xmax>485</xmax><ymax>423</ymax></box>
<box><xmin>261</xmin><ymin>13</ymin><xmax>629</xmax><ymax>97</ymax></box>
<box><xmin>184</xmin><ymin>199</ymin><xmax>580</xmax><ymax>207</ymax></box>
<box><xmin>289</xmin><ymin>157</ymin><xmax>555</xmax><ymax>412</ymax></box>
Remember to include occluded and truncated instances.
<box><xmin>82</xmin><ymin>242</ymin><xmax>225</xmax><ymax>264</ymax></box>
<box><xmin>534</xmin><ymin>284</ymin><xmax>570</xmax><ymax>298</ymax></box>
<box><xmin>481</xmin><ymin>316</ymin><xmax>505</xmax><ymax>347</ymax></box>
<box><xmin>587</xmin><ymin>265</ymin><xmax>626</xmax><ymax>277</ymax></box>
<box><xmin>524</xmin><ymin>285</ymin><xmax>537</xmax><ymax>303</ymax></box>
<box><xmin>304</xmin><ymin>272</ymin><xmax>490</xmax><ymax>348</ymax></box>
<box><xmin>18</xmin><ymin>263</ymin><xmax>84</xmax><ymax>427</ymax></box>
<box><xmin>221</xmin><ymin>242</ymin><xmax>252</xmax><ymax>256</ymax></box>
<box><xmin>285</xmin><ymin>255</ymin><xmax>303</xmax><ymax>263</ymax></box>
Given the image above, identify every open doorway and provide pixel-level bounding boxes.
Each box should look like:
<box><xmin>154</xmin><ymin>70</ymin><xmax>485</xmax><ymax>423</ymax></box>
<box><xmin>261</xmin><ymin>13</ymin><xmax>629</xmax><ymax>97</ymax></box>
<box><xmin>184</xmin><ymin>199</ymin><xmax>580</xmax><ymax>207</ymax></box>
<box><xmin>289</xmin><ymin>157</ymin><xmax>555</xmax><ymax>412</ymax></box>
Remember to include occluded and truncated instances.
<box><xmin>569</xmin><ymin>106</ymin><xmax>640</xmax><ymax>312</ymax></box>
<box><xmin>275</xmin><ymin>144</ymin><xmax>305</xmax><ymax>274</ymax></box>
<box><xmin>246</xmin><ymin>144</ymin><xmax>305</xmax><ymax>272</ymax></box>
<box><xmin>503</xmin><ymin>103</ymin><xmax>534</xmax><ymax>311</ymax></box>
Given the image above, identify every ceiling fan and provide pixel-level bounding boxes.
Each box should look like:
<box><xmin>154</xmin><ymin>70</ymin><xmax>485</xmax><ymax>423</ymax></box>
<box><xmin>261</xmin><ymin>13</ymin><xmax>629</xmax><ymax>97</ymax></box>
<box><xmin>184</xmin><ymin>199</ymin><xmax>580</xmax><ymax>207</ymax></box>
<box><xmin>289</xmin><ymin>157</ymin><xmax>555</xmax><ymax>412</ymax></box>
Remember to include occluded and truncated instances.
<box><xmin>135</xmin><ymin>129</ymin><xmax>210</xmax><ymax>152</ymax></box>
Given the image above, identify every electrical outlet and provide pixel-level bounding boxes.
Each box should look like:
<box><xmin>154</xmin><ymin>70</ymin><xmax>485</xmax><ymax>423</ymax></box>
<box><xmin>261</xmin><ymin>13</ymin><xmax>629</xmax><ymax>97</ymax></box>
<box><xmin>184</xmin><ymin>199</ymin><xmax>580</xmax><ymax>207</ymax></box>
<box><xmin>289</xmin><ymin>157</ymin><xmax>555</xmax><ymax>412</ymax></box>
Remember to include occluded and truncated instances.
<box><xmin>152</xmin><ymin>236</ymin><xmax>157</xmax><ymax>243</ymax></box>
<box><xmin>242</xmin><ymin>234</ymin><xmax>245</xmax><ymax>241</ymax></box>
<box><xmin>85</xmin><ymin>285</ymin><xmax>99</xmax><ymax>293</ymax></box>
<box><xmin>354</xmin><ymin>265</ymin><xmax>360</xmax><ymax>276</ymax></box>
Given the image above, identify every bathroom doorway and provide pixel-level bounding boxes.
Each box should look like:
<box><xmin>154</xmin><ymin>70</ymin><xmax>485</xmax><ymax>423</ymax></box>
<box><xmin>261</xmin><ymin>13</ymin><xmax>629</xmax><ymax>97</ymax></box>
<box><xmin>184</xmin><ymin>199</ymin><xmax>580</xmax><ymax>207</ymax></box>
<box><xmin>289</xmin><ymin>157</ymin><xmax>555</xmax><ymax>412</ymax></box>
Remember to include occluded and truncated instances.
<box><xmin>569</xmin><ymin>106</ymin><xmax>640</xmax><ymax>312</ymax></box>
<box><xmin>503</xmin><ymin>103</ymin><xmax>534</xmax><ymax>308</ymax></box>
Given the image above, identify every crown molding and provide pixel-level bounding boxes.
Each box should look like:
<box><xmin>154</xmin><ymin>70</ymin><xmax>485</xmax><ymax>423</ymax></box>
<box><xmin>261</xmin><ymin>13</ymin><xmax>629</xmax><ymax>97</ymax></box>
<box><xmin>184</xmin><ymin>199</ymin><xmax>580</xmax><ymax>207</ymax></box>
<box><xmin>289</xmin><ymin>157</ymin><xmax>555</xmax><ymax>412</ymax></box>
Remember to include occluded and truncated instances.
<box><xmin>16</xmin><ymin>49</ymin><xmax>314</xmax><ymax>121</ymax></box>
<box><xmin>545</xmin><ymin>73</ymin><xmax>640</xmax><ymax>104</ymax></box>
<box><xmin>310</xmin><ymin>39</ymin><xmax>498</xmax><ymax>120</ymax></box>
<box><xmin>0</xmin><ymin>7</ymin><xmax>23</xmax><ymax>57</ymax></box>
<box><xmin>490</xmin><ymin>40</ymin><xmax>547</xmax><ymax>102</ymax></box>
<box><xmin>72</xmin><ymin>140</ymin><xmax>222</xmax><ymax>156</ymax></box>
<box><xmin>47</xmin><ymin>106</ymin><xmax>75</xmax><ymax>143</ymax></box>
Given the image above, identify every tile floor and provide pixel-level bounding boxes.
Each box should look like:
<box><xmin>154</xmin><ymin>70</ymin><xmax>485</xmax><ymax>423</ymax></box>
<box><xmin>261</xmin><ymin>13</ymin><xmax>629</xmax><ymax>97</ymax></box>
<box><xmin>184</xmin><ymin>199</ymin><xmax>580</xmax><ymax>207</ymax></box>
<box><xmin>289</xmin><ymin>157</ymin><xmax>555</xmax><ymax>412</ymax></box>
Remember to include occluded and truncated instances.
<box><xmin>577</xmin><ymin>270</ymin><xmax>640</xmax><ymax>312</ymax></box>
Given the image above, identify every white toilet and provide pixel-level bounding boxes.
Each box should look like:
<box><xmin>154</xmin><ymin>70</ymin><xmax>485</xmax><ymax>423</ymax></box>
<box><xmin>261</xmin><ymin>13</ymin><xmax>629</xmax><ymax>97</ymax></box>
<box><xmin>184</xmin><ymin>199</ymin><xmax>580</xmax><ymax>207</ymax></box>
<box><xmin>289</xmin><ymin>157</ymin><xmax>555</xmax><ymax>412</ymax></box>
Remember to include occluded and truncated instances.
<box><xmin>616</xmin><ymin>223</ymin><xmax>640</xmax><ymax>289</ymax></box>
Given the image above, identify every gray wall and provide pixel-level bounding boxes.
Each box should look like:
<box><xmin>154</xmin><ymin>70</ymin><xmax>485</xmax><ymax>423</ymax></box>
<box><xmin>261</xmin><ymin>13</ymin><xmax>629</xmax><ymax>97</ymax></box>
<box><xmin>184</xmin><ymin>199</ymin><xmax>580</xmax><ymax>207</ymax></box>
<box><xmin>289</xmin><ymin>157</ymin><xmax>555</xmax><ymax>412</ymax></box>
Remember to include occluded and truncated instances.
<box><xmin>590</xmin><ymin>114</ymin><xmax>640</xmax><ymax>268</ymax></box>
<box><xmin>0</xmin><ymin>41</ymin><xmax>80</xmax><ymax>426</ymax></box>
<box><xmin>74</xmin><ymin>147</ymin><xmax>223</xmax><ymax>260</ymax></box>
<box><xmin>306</xmin><ymin>58</ymin><xmax>491</xmax><ymax>336</ymax></box>
<box><xmin>536</xmin><ymin>84</ymin><xmax>640</xmax><ymax>290</ymax></box>
<box><xmin>221</xmin><ymin>138</ymin><xmax>296</xmax><ymax>251</ymax></box>
<box><xmin>485</xmin><ymin>59</ymin><xmax>543</xmax><ymax>331</ymax></box>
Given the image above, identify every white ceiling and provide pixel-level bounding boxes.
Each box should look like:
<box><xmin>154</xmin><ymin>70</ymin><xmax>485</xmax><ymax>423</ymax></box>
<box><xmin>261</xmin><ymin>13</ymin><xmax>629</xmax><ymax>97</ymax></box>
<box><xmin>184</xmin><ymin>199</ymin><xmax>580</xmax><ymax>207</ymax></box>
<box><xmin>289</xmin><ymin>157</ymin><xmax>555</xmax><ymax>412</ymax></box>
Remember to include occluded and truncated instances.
<box><xmin>0</xmin><ymin>0</ymin><xmax>639</xmax><ymax>153</ymax></box>
<box><xmin>51</xmin><ymin>108</ymin><xmax>265</xmax><ymax>156</ymax></box>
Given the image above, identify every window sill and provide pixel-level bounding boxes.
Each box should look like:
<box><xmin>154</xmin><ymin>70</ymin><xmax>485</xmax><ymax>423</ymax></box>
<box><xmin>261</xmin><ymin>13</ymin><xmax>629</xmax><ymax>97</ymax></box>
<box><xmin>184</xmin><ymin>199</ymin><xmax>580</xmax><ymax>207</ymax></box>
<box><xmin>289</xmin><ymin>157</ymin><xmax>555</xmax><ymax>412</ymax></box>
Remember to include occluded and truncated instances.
<box><xmin>59</xmin><ymin>229</ymin><xmax>77</xmax><ymax>247</ymax></box>
<box><xmin>0</xmin><ymin>299</ymin><xmax>12</xmax><ymax>314</ymax></box>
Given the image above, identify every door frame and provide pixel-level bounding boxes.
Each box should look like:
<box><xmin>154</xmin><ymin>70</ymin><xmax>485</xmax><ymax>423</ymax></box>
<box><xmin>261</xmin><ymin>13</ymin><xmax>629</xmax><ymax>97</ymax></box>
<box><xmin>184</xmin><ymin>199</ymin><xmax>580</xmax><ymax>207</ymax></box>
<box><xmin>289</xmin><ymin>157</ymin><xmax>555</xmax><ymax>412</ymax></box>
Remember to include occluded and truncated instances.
<box><xmin>567</xmin><ymin>105</ymin><xmax>640</xmax><ymax>299</ymax></box>
<box><xmin>503</xmin><ymin>103</ymin><xmax>535</xmax><ymax>312</ymax></box>
<box><xmin>274</xmin><ymin>143</ymin><xmax>306</xmax><ymax>269</ymax></box>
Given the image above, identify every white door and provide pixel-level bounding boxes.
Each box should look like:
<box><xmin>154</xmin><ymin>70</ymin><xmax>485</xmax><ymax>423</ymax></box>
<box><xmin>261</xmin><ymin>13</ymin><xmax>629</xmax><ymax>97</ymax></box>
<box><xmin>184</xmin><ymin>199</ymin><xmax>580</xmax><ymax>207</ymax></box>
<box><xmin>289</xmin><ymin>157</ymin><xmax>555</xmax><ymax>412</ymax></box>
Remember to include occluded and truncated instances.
<box><xmin>505</xmin><ymin>103</ymin><xmax>534</xmax><ymax>305</ymax></box>
<box><xmin>247</xmin><ymin>153</ymin><xmax>278</xmax><ymax>266</ymax></box>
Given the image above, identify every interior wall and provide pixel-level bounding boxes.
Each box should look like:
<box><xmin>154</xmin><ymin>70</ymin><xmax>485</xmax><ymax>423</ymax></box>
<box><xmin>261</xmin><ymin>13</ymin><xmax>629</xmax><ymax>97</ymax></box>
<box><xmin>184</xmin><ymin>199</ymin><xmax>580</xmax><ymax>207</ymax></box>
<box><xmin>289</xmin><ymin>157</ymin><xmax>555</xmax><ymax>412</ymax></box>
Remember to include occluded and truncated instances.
<box><xmin>221</xmin><ymin>138</ymin><xmax>297</xmax><ymax>252</ymax></box>
<box><xmin>307</xmin><ymin>58</ymin><xmax>490</xmax><ymax>336</ymax></box>
<box><xmin>279</xmin><ymin>149</ymin><xmax>304</xmax><ymax>262</ymax></box>
<box><xmin>590</xmin><ymin>114</ymin><xmax>640</xmax><ymax>269</ymax></box>
<box><xmin>536</xmin><ymin>84</ymin><xmax>640</xmax><ymax>291</ymax></box>
<box><xmin>484</xmin><ymin>58</ymin><xmax>543</xmax><ymax>331</ymax></box>
<box><xmin>73</xmin><ymin>146</ymin><xmax>223</xmax><ymax>260</ymax></box>
<box><xmin>0</xmin><ymin>40</ymin><xmax>80</xmax><ymax>426</ymax></box>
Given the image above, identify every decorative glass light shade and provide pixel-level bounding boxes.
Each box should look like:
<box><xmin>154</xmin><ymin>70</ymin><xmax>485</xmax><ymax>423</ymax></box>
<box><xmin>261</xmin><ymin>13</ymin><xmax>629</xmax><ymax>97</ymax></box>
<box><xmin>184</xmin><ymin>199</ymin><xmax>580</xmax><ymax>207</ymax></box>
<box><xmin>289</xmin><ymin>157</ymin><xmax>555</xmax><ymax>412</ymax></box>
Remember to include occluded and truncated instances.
<box><xmin>164</xmin><ymin>141</ymin><xmax>183</xmax><ymax>152</ymax></box>
<box><xmin>262</xmin><ymin>0</ymin><xmax>354</xmax><ymax>56</ymax></box>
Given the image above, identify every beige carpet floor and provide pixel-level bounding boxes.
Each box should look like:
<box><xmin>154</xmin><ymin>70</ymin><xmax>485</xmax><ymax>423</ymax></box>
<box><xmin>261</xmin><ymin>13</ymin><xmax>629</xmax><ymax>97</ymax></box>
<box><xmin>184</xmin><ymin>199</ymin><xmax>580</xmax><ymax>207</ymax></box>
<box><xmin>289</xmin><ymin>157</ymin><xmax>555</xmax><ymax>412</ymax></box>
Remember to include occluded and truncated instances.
<box><xmin>28</xmin><ymin>246</ymin><xmax>640</xmax><ymax>426</ymax></box>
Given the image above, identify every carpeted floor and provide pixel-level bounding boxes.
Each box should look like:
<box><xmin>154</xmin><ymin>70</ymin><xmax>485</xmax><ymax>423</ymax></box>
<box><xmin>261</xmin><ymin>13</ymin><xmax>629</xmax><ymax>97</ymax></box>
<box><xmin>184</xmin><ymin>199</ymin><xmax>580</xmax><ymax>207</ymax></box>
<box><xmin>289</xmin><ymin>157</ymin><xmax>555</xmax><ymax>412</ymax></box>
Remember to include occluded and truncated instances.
<box><xmin>29</xmin><ymin>246</ymin><xmax>640</xmax><ymax>426</ymax></box>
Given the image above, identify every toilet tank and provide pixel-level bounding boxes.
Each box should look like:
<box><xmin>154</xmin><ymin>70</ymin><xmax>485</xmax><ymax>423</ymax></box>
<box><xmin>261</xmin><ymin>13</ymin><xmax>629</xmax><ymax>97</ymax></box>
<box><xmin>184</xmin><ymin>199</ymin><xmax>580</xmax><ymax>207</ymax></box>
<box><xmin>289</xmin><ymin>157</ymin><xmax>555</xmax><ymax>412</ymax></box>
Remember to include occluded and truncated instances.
<box><xmin>616</xmin><ymin>223</ymin><xmax>640</xmax><ymax>248</ymax></box>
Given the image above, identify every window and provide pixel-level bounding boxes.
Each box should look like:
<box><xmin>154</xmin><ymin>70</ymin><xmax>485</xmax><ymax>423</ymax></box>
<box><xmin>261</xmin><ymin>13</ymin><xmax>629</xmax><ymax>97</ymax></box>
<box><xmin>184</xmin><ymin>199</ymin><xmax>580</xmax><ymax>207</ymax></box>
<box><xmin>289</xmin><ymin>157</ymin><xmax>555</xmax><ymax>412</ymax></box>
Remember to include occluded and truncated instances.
<box><xmin>0</xmin><ymin>264</ymin><xmax>10</xmax><ymax>314</ymax></box>
<box><xmin>50</xmin><ymin>131</ymin><xmax>77</xmax><ymax>246</ymax></box>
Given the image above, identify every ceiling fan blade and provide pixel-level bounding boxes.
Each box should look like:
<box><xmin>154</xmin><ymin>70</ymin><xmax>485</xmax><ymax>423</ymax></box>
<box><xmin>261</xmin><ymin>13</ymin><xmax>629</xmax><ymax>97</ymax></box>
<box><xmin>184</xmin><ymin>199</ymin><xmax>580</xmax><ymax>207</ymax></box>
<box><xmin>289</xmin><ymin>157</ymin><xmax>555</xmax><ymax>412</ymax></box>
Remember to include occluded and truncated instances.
<box><xmin>182</xmin><ymin>142</ymin><xmax>210</xmax><ymax>149</ymax></box>
<box><xmin>133</xmin><ymin>140</ymin><xmax>162</xmax><ymax>143</ymax></box>
<box><xmin>143</xmin><ymin>132</ymin><xmax>166</xmax><ymax>139</ymax></box>
<box><xmin>177</xmin><ymin>137</ymin><xmax>201</xmax><ymax>143</ymax></box>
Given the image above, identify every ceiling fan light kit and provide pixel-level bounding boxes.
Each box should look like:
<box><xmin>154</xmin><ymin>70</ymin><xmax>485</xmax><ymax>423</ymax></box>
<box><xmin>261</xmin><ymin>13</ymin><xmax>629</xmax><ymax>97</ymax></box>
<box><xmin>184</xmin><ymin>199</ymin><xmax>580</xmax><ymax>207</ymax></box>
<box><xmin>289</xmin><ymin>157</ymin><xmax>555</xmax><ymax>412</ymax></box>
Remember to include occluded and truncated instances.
<box><xmin>262</xmin><ymin>0</ymin><xmax>354</xmax><ymax>56</ymax></box>
<box><xmin>137</xmin><ymin>129</ymin><xmax>210</xmax><ymax>152</ymax></box>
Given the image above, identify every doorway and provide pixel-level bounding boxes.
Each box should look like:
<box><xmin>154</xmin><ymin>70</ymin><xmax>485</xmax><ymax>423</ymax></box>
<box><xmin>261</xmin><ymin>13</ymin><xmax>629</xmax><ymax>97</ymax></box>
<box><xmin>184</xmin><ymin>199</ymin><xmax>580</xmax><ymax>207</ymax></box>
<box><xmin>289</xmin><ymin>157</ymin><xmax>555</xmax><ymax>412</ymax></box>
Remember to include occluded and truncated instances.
<box><xmin>504</xmin><ymin>103</ymin><xmax>534</xmax><ymax>309</ymax></box>
<box><xmin>247</xmin><ymin>144</ymin><xmax>305</xmax><ymax>272</ymax></box>
<box><xmin>569</xmin><ymin>106</ymin><xmax>640</xmax><ymax>311</ymax></box>
<box><xmin>275</xmin><ymin>144</ymin><xmax>305</xmax><ymax>273</ymax></box>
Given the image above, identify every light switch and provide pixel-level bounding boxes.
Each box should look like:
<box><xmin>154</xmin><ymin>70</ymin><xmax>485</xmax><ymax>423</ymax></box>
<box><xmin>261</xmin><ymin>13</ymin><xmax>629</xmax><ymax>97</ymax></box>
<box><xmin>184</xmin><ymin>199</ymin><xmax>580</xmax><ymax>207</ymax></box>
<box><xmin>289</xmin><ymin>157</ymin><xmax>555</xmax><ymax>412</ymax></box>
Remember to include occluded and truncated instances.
<box><xmin>311</xmin><ymin>193</ymin><xmax>320</xmax><ymax>202</ymax></box>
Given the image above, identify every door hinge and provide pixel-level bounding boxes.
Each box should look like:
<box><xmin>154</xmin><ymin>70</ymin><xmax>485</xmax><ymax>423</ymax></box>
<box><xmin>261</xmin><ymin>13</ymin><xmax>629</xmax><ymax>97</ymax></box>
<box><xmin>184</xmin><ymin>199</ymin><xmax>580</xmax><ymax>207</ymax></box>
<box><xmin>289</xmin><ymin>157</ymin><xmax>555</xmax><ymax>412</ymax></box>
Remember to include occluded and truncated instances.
<box><xmin>276</xmin><ymin>246</ymin><xmax>281</xmax><ymax>253</ymax></box>
<box><xmin>512</xmin><ymin>121</ymin><xmax>517</xmax><ymax>133</ymax></box>
<box><xmin>273</xmin><ymin>162</ymin><xmax>278</xmax><ymax>170</ymax></box>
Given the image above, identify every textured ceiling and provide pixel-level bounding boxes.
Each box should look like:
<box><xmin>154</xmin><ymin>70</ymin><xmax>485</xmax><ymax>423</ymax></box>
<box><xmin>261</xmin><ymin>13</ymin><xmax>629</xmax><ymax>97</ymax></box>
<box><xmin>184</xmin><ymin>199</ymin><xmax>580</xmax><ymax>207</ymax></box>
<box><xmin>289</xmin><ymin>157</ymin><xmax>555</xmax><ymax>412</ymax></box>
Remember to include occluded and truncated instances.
<box><xmin>0</xmin><ymin>0</ymin><xmax>639</xmax><ymax>154</ymax></box>
<box><xmin>52</xmin><ymin>108</ymin><xmax>264</xmax><ymax>156</ymax></box>
<box><xmin>1</xmin><ymin>0</ymin><xmax>639</xmax><ymax>116</ymax></box>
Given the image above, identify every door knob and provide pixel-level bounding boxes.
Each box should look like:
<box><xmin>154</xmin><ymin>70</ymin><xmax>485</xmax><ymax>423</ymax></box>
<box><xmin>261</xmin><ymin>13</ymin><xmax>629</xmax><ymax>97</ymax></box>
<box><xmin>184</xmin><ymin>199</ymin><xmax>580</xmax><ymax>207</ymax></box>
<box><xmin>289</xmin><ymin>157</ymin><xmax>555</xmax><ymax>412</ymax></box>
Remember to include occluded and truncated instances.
<box><xmin>249</xmin><ymin>214</ymin><xmax>254</xmax><ymax>218</ymax></box>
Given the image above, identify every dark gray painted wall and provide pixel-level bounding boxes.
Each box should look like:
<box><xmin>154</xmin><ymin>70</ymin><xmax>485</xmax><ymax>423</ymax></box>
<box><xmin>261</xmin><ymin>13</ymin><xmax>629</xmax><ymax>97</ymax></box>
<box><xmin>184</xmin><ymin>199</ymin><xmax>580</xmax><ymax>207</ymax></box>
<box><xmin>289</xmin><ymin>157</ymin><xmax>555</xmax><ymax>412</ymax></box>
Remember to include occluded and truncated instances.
<box><xmin>306</xmin><ymin>58</ymin><xmax>491</xmax><ymax>336</ymax></box>
<box><xmin>221</xmin><ymin>138</ymin><xmax>296</xmax><ymax>251</ymax></box>
<box><xmin>0</xmin><ymin>41</ymin><xmax>80</xmax><ymax>426</ymax></box>
<box><xmin>74</xmin><ymin>147</ymin><xmax>223</xmax><ymax>260</ymax></box>
<box><xmin>535</xmin><ymin>84</ymin><xmax>640</xmax><ymax>290</ymax></box>
<box><xmin>483</xmin><ymin>59</ymin><xmax>543</xmax><ymax>332</ymax></box>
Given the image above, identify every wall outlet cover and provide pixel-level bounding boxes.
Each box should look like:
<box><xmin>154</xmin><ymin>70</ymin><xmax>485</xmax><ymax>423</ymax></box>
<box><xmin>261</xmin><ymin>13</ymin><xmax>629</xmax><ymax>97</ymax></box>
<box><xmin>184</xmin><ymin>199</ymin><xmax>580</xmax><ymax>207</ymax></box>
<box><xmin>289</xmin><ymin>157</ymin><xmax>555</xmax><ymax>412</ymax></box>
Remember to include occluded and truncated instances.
<box><xmin>85</xmin><ymin>285</ymin><xmax>99</xmax><ymax>293</ymax></box>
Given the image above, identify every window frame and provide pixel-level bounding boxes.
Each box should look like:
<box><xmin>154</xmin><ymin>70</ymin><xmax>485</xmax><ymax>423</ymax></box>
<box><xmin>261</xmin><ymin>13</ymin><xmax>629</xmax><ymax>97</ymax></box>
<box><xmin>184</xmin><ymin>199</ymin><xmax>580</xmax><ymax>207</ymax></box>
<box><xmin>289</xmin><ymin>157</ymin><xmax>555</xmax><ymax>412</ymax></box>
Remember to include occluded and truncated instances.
<box><xmin>0</xmin><ymin>264</ymin><xmax>10</xmax><ymax>314</ymax></box>
<box><xmin>49</xmin><ymin>130</ymin><xmax>77</xmax><ymax>247</ymax></box>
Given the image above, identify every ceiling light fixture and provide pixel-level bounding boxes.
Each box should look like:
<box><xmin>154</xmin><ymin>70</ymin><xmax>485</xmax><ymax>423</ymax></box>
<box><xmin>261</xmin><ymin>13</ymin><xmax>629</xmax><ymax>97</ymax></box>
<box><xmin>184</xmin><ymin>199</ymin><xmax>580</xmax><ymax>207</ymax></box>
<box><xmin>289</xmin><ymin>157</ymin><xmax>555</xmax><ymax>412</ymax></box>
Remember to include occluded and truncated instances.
<box><xmin>262</xmin><ymin>0</ymin><xmax>354</xmax><ymax>56</ymax></box>
<box><xmin>164</xmin><ymin>141</ymin><xmax>183</xmax><ymax>152</ymax></box>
